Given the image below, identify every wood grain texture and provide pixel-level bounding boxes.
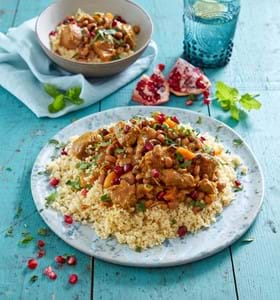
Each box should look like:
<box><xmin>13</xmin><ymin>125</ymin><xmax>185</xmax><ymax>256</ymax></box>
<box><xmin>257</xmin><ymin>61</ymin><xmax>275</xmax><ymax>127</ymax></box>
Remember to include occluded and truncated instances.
<box><xmin>209</xmin><ymin>1</ymin><xmax>280</xmax><ymax>299</ymax></box>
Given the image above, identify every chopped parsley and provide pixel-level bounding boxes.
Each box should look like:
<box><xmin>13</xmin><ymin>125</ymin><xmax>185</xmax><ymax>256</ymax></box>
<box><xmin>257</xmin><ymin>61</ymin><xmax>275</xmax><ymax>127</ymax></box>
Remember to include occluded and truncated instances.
<box><xmin>14</xmin><ymin>206</ymin><xmax>23</xmax><ymax>219</ymax></box>
<box><xmin>171</xmin><ymin>219</ymin><xmax>177</xmax><ymax>225</ymax></box>
<box><xmin>18</xmin><ymin>234</ymin><xmax>33</xmax><ymax>245</ymax></box>
<box><xmin>175</xmin><ymin>152</ymin><xmax>184</xmax><ymax>163</ymax></box>
<box><xmin>66</xmin><ymin>179</ymin><xmax>81</xmax><ymax>191</ymax></box>
<box><xmin>29</xmin><ymin>275</ymin><xmax>39</xmax><ymax>283</ymax></box>
<box><xmin>45</xmin><ymin>192</ymin><xmax>58</xmax><ymax>207</ymax></box>
<box><xmin>76</xmin><ymin>162</ymin><xmax>92</xmax><ymax>170</ymax></box>
<box><xmin>5</xmin><ymin>225</ymin><xmax>14</xmax><ymax>237</ymax></box>
<box><xmin>135</xmin><ymin>246</ymin><xmax>142</xmax><ymax>252</ymax></box>
<box><xmin>135</xmin><ymin>202</ymin><xmax>146</xmax><ymax>213</ymax></box>
<box><xmin>190</xmin><ymin>200</ymin><xmax>206</xmax><ymax>209</ymax></box>
<box><xmin>233</xmin><ymin>138</ymin><xmax>243</xmax><ymax>147</ymax></box>
<box><xmin>6</xmin><ymin>167</ymin><xmax>12</xmax><ymax>172</ymax></box>
<box><xmin>114</xmin><ymin>148</ymin><xmax>125</xmax><ymax>155</ymax></box>
<box><xmin>48</xmin><ymin>139</ymin><xmax>60</xmax><ymax>145</ymax></box>
<box><xmin>196</xmin><ymin>116</ymin><xmax>202</xmax><ymax>124</ymax></box>
<box><xmin>37</xmin><ymin>227</ymin><xmax>49</xmax><ymax>236</ymax></box>
<box><xmin>179</xmin><ymin>160</ymin><xmax>192</xmax><ymax>169</ymax></box>
<box><xmin>203</xmin><ymin>145</ymin><xmax>213</xmax><ymax>154</ymax></box>
<box><xmin>100</xmin><ymin>194</ymin><xmax>111</xmax><ymax>202</ymax></box>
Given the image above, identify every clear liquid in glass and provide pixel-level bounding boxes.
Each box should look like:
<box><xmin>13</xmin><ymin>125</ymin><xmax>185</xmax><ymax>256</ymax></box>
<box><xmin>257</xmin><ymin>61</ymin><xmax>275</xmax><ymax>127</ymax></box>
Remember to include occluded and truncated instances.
<box><xmin>184</xmin><ymin>0</ymin><xmax>240</xmax><ymax>68</ymax></box>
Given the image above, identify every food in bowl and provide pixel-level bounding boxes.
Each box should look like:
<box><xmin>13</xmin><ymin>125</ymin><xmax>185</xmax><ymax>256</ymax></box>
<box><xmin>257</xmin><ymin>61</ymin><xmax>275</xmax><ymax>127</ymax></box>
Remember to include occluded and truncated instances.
<box><xmin>46</xmin><ymin>112</ymin><xmax>245</xmax><ymax>250</ymax></box>
<box><xmin>49</xmin><ymin>9</ymin><xmax>141</xmax><ymax>62</ymax></box>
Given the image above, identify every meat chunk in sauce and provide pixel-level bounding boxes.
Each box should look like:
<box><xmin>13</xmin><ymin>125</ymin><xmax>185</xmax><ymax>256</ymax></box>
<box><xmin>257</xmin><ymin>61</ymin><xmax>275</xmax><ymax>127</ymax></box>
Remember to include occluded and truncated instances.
<box><xmin>114</xmin><ymin>122</ymin><xmax>139</xmax><ymax>147</ymax></box>
<box><xmin>93</xmin><ymin>40</ymin><xmax>117</xmax><ymax>62</ymax></box>
<box><xmin>198</xmin><ymin>178</ymin><xmax>217</xmax><ymax>194</ymax></box>
<box><xmin>161</xmin><ymin>169</ymin><xmax>195</xmax><ymax>189</ymax></box>
<box><xmin>194</xmin><ymin>154</ymin><xmax>218</xmax><ymax>180</ymax></box>
<box><xmin>70</xmin><ymin>131</ymin><xmax>101</xmax><ymax>160</ymax></box>
<box><xmin>107</xmin><ymin>180</ymin><xmax>136</xmax><ymax>209</ymax></box>
<box><xmin>142</xmin><ymin>144</ymin><xmax>165</xmax><ymax>170</ymax></box>
<box><xmin>59</xmin><ymin>24</ymin><xmax>82</xmax><ymax>50</ymax></box>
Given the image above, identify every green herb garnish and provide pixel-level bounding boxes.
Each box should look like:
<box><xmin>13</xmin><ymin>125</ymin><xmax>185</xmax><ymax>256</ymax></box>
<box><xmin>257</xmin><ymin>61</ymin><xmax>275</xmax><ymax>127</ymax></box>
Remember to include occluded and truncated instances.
<box><xmin>233</xmin><ymin>138</ymin><xmax>243</xmax><ymax>147</ymax></box>
<box><xmin>179</xmin><ymin>160</ymin><xmax>192</xmax><ymax>169</ymax></box>
<box><xmin>18</xmin><ymin>234</ymin><xmax>33</xmax><ymax>245</ymax></box>
<box><xmin>44</xmin><ymin>84</ymin><xmax>85</xmax><ymax>114</ymax></box>
<box><xmin>37</xmin><ymin>227</ymin><xmax>49</xmax><ymax>236</ymax></box>
<box><xmin>175</xmin><ymin>152</ymin><xmax>184</xmax><ymax>163</ymax></box>
<box><xmin>242</xmin><ymin>238</ymin><xmax>254</xmax><ymax>243</ymax></box>
<box><xmin>215</xmin><ymin>81</ymin><xmax>262</xmax><ymax>121</ymax></box>
<box><xmin>14</xmin><ymin>206</ymin><xmax>22</xmax><ymax>218</ymax></box>
<box><xmin>171</xmin><ymin>219</ymin><xmax>177</xmax><ymax>225</ymax></box>
<box><xmin>135</xmin><ymin>246</ymin><xmax>142</xmax><ymax>252</ymax></box>
<box><xmin>135</xmin><ymin>202</ymin><xmax>146</xmax><ymax>213</ymax></box>
<box><xmin>76</xmin><ymin>162</ymin><xmax>92</xmax><ymax>170</ymax></box>
<box><xmin>45</xmin><ymin>192</ymin><xmax>58</xmax><ymax>207</ymax></box>
<box><xmin>100</xmin><ymin>193</ymin><xmax>111</xmax><ymax>202</ymax></box>
<box><xmin>114</xmin><ymin>148</ymin><xmax>125</xmax><ymax>155</ymax></box>
<box><xmin>6</xmin><ymin>167</ymin><xmax>12</xmax><ymax>172</ymax></box>
<box><xmin>29</xmin><ymin>275</ymin><xmax>39</xmax><ymax>283</ymax></box>
<box><xmin>196</xmin><ymin>116</ymin><xmax>202</xmax><ymax>124</ymax></box>
<box><xmin>203</xmin><ymin>145</ymin><xmax>213</xmax><ymax>154</ymax></box>
<box><xmin>48</xmin><ymin>139</ymin><xmax>60</xmax><ymax>145</ymax></box>
<box><xmin>66</xmin><ymin>179</ymin><xmax>81</xmax><ymax>191</ymax></box>
<box><xmin>191</xmin><ymin>201</ymin><xmax>206</xmax><ymax>208</ymax></box>
<box><xmin>5</xmin><ymin>225</ymin><xmax>14</xmax><ymax>237</ymax></box>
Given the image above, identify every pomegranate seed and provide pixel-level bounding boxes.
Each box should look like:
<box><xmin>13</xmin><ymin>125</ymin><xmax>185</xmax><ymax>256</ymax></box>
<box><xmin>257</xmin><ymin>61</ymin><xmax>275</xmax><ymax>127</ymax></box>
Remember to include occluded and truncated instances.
<box><xmin>190</xmin><ymin>190</ymin><xmax>198</xmax><ymax>200</ymax></box>
<box><xmin>81</xmin><ymin>189</ymin><xmax>88</xmax><ymax>197</ymax></box>
<box><xmin>61</xmin><ymin>148</ymin><xmax>68</xmax><ymax>156</ymax></box>
<box><xmin>37</xmin><ymin>249</ymin><xmax>45</xmax><ymax>258</ymax></box>
<box><xmin>177</xmin><ymin>225</ymin><xmax>188</xmax><ymax>237</ymax></box>
<box><xmin>155</xmin><ymin>113</ymin><xmax>166</xmax><ymax>124</ymax></box>
<box><xmin>113</xmin><ymin>177</ymin><xmax>121</xmax><ymax>185</ymax></box>
<box><xmin>156</xmin><ymin>191</ymin><xmax>166</xmax><ymax>200</ymax></box>
<box><xmin>49</xmin><ymin>31</ymin><xmax>56</xmax><ymax>36</ymax></box>
<box><xmin>112</xmin><ymin>19</ymin><xmax>117</xmax><ymax>27</ymax></box>
<box><xmin>27</xmin><ymin>259</ymin><xmax>38</xmax><ymax>270</ymax></box>
<box><xmin>144</xmin><ymin>141</ymin><xmax>154</xmax><ymax>152</ymax></box>
<box><xmin>115</xmin><ymin>15</ymin><xmax>127</xmax><ymax>23</ymax></box>
<box><xmin>37</xmin><ymin>240</ymin><xmax>45</xmax><ymax>248</ymax></box>
<box><xmin>49</xmin><ymin>271</ymin><xmax>57</xmax><ymax>280</ymax></box>
<box><xmin>235</xmin><ymin>180</ymin><xmax>241</xmax><ymax>186</ymax></box>
<box><xmin>55</xmin><ymin>255</ymin><xmax>66</xmax><ymax>264</ymax></box>
<box><xmin>114</xmin><ymin>165</ymin><xmax>124</xmax><ymax>176</ymax></box>
<box><xmin>64</xmin><ymin>215</ymin><xmax>73</xmax><ymax>224</ymax></box>
<box><xmin>186</xmin><ymin>100</ymin><xmax>193</xmax><ymax>106</ymax></box>
<box><xmin>200</xmin><ymin>136</ymin><xmax>206</xmax><ymax>142</ymax></box>
<box><xmin>67</xmin><ymin>256</ymin><xmax>77</xmax><ymax>266</ymax></box>
<box><xmin>151</xmin><ymin>169</ymin><xmax>160</xmax><ymax>178</ymax></box>
<box><xmin>203</xmin><ymin>98</ymin><xmax>211</xmax><ymax>105</ymax></box>
<box><xmin>195</xmin><ymin>77</ymin><xmax>206</xmax><ymax>89</ymax></box>
<box><xmin>49</xmin><ymin>178</ymin><xmax>60</xmax><ymax>187</ymax></box>
<box><xmin>101</xmin><ymin>128</ymin><xmax>109</xmax><ymax>136</ymax></box>
<box><xmin>69</xmin><ymin>274</ymin><xmax>78</xmax><ymax>285</ymax></box>
<box><xmin>123</xmin><ymin>164</ymin><xmax>133</xmax><ymax>173</ymax></box>
<box><xmin>43</xmin><ymin>266</ymin><xmax>53</xmax><ymax>276</ymax></box>
<box><xmin>171</xmin><ymin>116</ymin><xmax>180</xmax><ymax>124</ymax></box>
<box><xmin>124</xmin><ymin>125</ymin><xmax>131</xmax><ymax>133</ymax></box>
<box><xmin>157</xmin><ymin>64</ymin><xmax>165</xmax><ymax>72</ymax></box>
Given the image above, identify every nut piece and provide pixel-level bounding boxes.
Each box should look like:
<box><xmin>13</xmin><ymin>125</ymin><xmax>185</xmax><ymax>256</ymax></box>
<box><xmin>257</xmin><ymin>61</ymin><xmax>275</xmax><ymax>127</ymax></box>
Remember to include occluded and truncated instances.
<box><xmin>133</xmin><ymin>25</ymin><xmax>141</xmax><ymax>34</ymax></box>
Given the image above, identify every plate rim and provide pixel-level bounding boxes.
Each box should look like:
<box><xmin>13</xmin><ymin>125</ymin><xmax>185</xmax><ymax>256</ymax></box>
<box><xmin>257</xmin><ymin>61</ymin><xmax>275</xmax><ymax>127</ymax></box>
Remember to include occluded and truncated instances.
<box><xmin>31</xmin><ymin>106</ymin><xmax>265</xmax><ymax>267</ymax></box>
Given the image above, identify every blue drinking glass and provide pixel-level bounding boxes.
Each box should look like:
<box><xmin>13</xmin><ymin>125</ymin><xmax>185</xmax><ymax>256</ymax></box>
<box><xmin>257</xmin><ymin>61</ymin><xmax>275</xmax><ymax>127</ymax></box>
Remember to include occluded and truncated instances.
<box><xmin>183</xmin><ymin>0</ymin><xmax>240</xmax><ymax>68</ymax></box>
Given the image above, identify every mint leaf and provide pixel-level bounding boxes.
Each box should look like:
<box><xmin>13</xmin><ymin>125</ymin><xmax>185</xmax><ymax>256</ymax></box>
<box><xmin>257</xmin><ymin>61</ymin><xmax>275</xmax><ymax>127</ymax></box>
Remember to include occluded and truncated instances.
<box><xmin>45</xmin><ymin>192</ymin><xmax>57</xmax><ymax>207</ymax></box>
<box><xmin>65</xmin><ymin>87</ymin><xmax>84</xmax><ymax>105</ymax></box>
<box><xmin>44</xmin><ymin>84</ymin><xmax>61</xmax><ymax>98</ymax></box>
<box><xmin>100</xmin><ymin>194</ymin><xmax>111</xmax><ymax>202</ymax></box>
<box><xmin>18</xmin><ymin>234</ymin><xmax>33</xmax><ymax>245</ymax></box>
<box><xmin>240</xmin><ymin>93</ymin><xmax>262</xmax><ymax>110</ymax></box>
<box><xmin>215</xmin><ymin>81</ymin><xmax>239</xmax><ymax>101</ymax></box>
<box><xmin>230</xmin><ymin>104</ymin><xmax>240</xmax><ymax>121</ymax></box>
<box><xmin>136</xmin><ymin>201</ymin><xmax>146</xmax><ymax>212</ymax></box>
<box><xmin>48</xmin><ymin>95</ymin><xmax>65</xmax><ymax>113</ymax></box>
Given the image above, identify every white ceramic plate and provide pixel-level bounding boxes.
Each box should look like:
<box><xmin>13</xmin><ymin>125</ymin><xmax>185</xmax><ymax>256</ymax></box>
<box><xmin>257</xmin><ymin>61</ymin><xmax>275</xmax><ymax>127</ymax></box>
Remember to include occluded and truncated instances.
<box><xmin>31</xmin><ymin>107</ymin><xmax>264</xmax><ymax>267</ymax></box>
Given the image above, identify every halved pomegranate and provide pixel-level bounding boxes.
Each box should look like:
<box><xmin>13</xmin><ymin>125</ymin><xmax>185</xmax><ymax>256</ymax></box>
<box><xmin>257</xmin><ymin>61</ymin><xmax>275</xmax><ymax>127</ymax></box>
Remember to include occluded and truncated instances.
<box><xmin>132</xmin><ymin>64</ymin><xmax>170</xmax><ymax>105</ymax></box>
<box><xmin>167</xmin><ymin>58</ymin><xmax>211</xmax><ymax>96</ymax></box>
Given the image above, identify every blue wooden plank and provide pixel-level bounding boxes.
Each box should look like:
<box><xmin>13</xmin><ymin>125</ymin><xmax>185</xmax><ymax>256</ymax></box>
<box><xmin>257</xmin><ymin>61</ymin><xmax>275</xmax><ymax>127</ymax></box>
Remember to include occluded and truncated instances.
<box><xmin>209</xmin><ymin>0</ymin><xmax>280</xmax><ymax>299</ymax></box>
<box><xmin>0</xmin><ymin>1</ymin><xmax>18</xmax><ymax>33</ymax></box>
<box><xmin>95</xmin><ymin>1</ymin><xmax>237</xmax><ymax>299</ymax></box>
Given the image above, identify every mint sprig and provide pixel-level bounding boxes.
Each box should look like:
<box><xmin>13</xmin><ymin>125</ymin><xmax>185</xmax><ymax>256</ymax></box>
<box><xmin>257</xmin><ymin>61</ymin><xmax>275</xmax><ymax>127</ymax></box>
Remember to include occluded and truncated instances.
<box><xmin>215</xmin><ymin>81</ymin><xmax>262</xmax><ymax>121</ymax></box>
<box><xmin>44</xmin><ymin>84</ymin><xmax>85</xmax><ymax>114</ymax></box>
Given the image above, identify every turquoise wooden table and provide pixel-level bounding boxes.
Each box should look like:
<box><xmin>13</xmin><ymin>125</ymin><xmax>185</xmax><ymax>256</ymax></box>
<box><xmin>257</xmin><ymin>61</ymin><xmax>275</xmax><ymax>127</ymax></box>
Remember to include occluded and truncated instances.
<box><xmin>0</xmin><ymin>0</ymin><xmax>279</xmax><ymax>299</ymax></box>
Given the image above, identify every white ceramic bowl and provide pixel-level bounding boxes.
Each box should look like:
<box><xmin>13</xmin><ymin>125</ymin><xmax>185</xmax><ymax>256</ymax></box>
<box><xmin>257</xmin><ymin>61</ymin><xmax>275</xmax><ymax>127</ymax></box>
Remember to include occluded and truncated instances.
<box><xmin>36</xmin><ymin>0</ymin><xmax>153</xmax><ymax>77</ymax></box>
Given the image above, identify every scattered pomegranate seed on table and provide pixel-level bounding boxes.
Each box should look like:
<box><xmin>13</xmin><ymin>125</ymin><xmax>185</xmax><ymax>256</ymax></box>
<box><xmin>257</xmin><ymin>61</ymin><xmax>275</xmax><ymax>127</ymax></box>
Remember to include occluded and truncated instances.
<box><xmin>200</xmin><ymin>136</ymin><xmax>206</xmax><ymax>142</ymax></box>
<box><xmin>67</xmin><ymin>256</ymin><xmax>77</xmax><ymax>266</ymax></box>
<box><xmin>55</xmin><ymin>255</ymin><xmax>66</xmax><ymax>264</ymax></box>
<box><xmin>64</xmin><ymin>215</ymin><xmax>73</xmax><ymax>224</ymax></box>
<box><xmin>235</xmin><ymin>180</ymin><xmax>241</xmax><ymax>186</ymax></box>
<box><xmin>27</xmin><ymin>258</ymin><xmax>38</xmax><ymax>270</ymax></box>
<box><xmin>186</xmin><ymin>100</ymin><xmax>193</xmax><ymax>106</ymax></box>
<box><xmin>43</xmin><ymin>266</ymin><xmax>53</xmax><ymax>276</ymax></box>
<box><xmin>37</xmin><ymin>249</ymin><xmax>45</xmax><ymax>258</ymax></box>
<box><xmin>69</xmin><ymin>274</ymin><xmax>78</xmax><ymax>285</ymax></box>
<box><xmin>48</xmin><ymin>271</ymin><xmax>57</xmax><ymax>280</ymax></box>
<box><xmin>158</xmin><ymin>63</ymin><xmax>165</xmax><ymax>72</ymax></box>
<box><xmin>37</xmin><ymin>240</ymin><xmax>45</xmax><ymax>248</ymax></box>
